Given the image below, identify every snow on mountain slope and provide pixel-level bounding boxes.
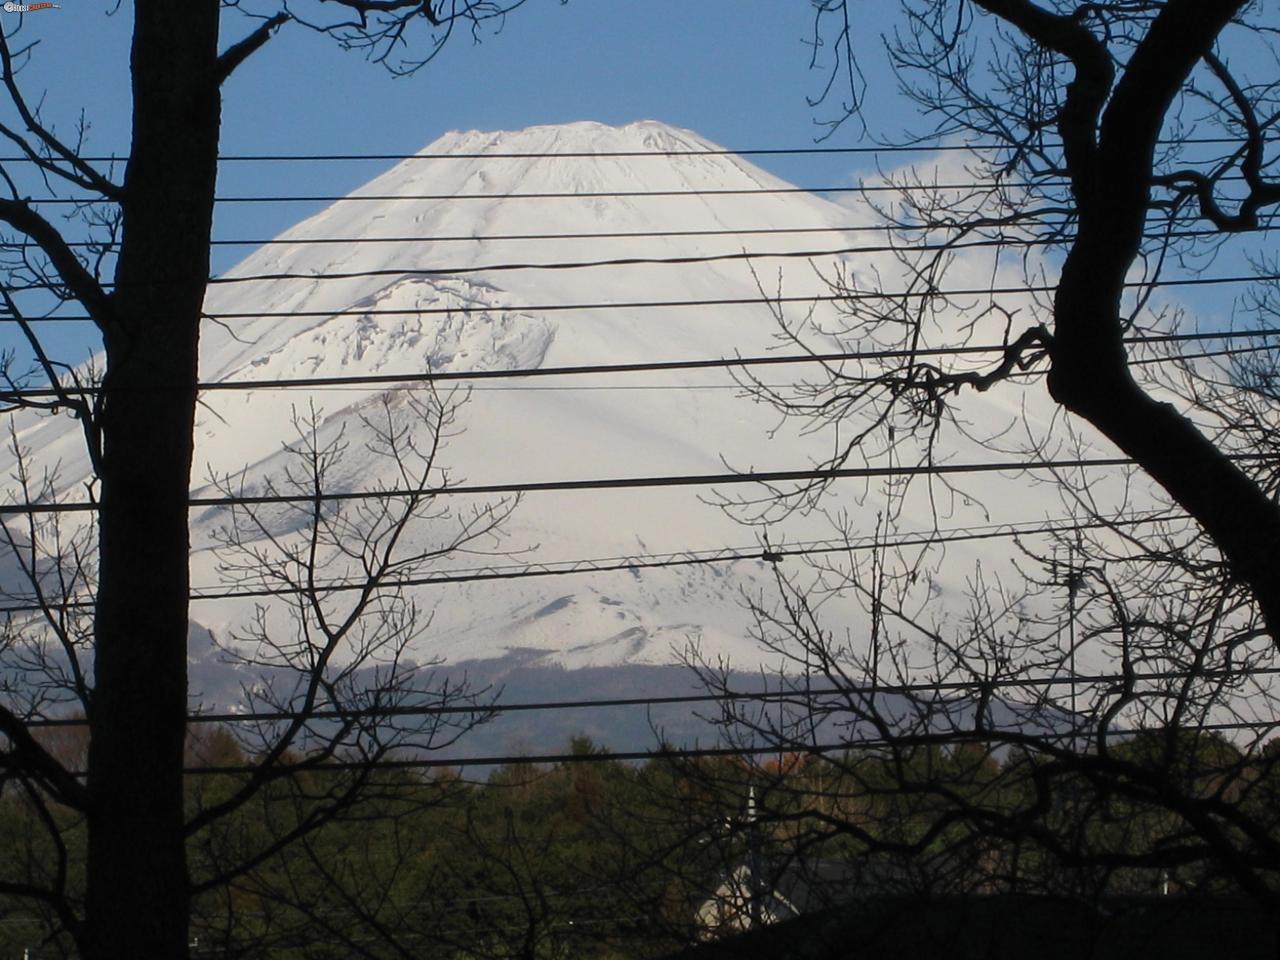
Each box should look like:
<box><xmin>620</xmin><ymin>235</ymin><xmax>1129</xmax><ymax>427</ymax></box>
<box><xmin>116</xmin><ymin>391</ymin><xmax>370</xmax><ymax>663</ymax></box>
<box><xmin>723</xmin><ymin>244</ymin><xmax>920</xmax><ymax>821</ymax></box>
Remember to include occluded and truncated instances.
<box><xmin>2</xmin><ymin>121</ymin><xmax>1114</xmax><ymax>677</ymax></box>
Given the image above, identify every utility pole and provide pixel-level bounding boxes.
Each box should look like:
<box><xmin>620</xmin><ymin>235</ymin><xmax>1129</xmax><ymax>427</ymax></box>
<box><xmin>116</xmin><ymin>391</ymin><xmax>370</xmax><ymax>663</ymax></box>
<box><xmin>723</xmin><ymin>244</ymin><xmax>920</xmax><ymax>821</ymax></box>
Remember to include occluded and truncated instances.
<box><xmin>746</xmin><ymin>785</ymin><xmax>763</xmax><ymax>929</ymax></box>
<box><xmin>1067</xmin><ymin>539</ymin><xmax>1079</xmax><ymax>756</ymax></box>
<box><xmin>1054</xmin><ymin>542</ymin><xmax>1083</xmax><ymax>755</ymax></box>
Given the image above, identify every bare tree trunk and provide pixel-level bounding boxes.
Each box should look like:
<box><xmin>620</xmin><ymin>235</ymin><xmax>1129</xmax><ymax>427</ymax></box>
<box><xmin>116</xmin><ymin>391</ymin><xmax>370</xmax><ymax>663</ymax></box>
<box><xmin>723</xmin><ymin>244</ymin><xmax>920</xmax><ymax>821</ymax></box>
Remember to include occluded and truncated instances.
<box><xmin>1032</xmin><ymin>0</ymin><xmax>1280</xmax><ymax>639</ymax></box>
<box><xmin>83</xmin><ymin>5</ymin><xmax>220</xmax><ymax>958</ymax></box>
<box><xmin>1048</xmin><ymin>318</ymin><xmax>1280</xmax><ymax>640</ymax></box>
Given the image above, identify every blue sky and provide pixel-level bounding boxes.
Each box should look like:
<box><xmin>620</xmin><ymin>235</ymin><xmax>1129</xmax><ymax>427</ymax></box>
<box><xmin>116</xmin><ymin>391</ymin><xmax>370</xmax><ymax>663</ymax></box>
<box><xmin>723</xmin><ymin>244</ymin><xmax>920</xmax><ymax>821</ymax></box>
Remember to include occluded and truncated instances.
<box><xmin>213</xmin><ymin>1</ymin><xmax>901</xmax><ymax>260</ymax></box>
<box><xmin>0</xmin><ymin>1</ymin><xmax>909</xmax><ymax>366</ymax></box>
<box><xmin>0</xmin><ymin>2</ymin><xmax>1259</xmax><ymax>369</ymax></box>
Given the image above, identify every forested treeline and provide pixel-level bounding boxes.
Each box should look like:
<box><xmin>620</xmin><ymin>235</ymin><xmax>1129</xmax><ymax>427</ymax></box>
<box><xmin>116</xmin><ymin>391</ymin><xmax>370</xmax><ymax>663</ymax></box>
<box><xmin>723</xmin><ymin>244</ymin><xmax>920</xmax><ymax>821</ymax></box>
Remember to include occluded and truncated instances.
<box><xmin>1</xmin><ymin>728</ymin><xmax>1275</xmax><ymax>959</ymax></box>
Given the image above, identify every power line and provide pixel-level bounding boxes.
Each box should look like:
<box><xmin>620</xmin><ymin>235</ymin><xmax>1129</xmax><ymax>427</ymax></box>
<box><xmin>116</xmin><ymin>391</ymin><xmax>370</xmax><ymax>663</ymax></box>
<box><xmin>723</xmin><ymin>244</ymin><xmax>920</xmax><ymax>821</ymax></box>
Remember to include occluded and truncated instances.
<box><xmin>19</xmin><ymin>219</ymin><xmax>1275</xmax><ymax>250</ymax></box>
<box><xmin>1128</xmin><ymin>342</ymin><xmax>1280</xmax><ymax>368</ymax></box>
<box><xmin>6</xmin><ymin>451</ymin><xmax>1272</xmax><ymax>520</ymax></box>
<box><xmin>189</xmin><ymin>273</ymin><xmax>1280</xmax><ymax>318</ymax></box>
<box><xmin>199</xmin><ymin>230</ymin><xmax>1271</xmax><ymax>287</ymax></box>
<box><xmin>36</xmin><ymin>741</ymin><xmax>872</xmax><ymax>778</ymax></box>
<box><xmin>4</xmin><ymin>144</ymin><xmax>1004</xmax><ymax>165</ymax></box>
<box><xmin>255</xmin><ymin>342</ymin><xmax>1280</xmax><ymax>393</ymax></box>
<box><xmin>14</xmin><ymin>222</ymin><xmax>1045</xmax><ymax>249</ymax></box>
<box><xmin>6</xmin><ymin>345</ymin><xmax>991</xmax><ymax>399</ymax></box>
<box><xmin>10</xmin><ymin>272</ymin><xmax>1277</xmax><ymax>326</ymax></box>
<box><xmin>221</xmin><ymin>180</ymin><xmax>1066</xmax><ymax>203</ymax></box>
<box><xmin>9</xmin><ymin>223</ymin><xmax>1278</xmax><ymax>293</ymax></box>
<box><xmin>164</xmin><ymin>667</ymin><xmax>1280</xmax><ymax>726</ymax></box>
<box><xmin>6</xmin><ymin>145</ymin><xmax>991</xmax><ymax>166</ymax></box>
<box><xmin>0</xmin><ymin>454</ymin><xmax>1153</xmax><ymax>518</ymax></box>
<box><xmin>20</xmin><ymin>663</ymin><xmax>1275</xmax><ymax>731</ymax></box>
<box><xmin>203</xmin><ymin>236</ymin><xmax>1054</xmax><ymax>286</ymax></box>
<box><xmin>0</xmin><ymin>511</ymin><xmax>1195</xmax><ymax>613</ymax></box>
<box><xmin>14</xmin><ymin>181</ymin><xmax>1072</xmax><ymax>207</ymax></box>
<box><xmin>15</xmin><ymin>169</ymin><xmax>1263</xmax><ymax>207</ymax></box>
<box><xmin>0</xmin><ymin>235</ymin><xmax>1088</xmax><ymax>294</ymax></box>
<box><xmin>36</xmin><ymin>716</ymin><xmax>1280</xmax><ymax>777</ymax></box>
<box><xmin>0</xmin><ymin>136</ymin><xmax>1250</xmax><ymax>164</ymax></box>
<box><xmin>11</xmin><ymin>326</ymin><xmax>1275</xmax><ymax>401</ymax></box>
<box><xmin>161</xmin><ymin>718</ymin><xmax>1280</xmax><ymax>775</ymax></box>
<box><xmin>178</xmin><ymin>343</ymin><xmax>1267</xmax><ymax>393</ymax></box>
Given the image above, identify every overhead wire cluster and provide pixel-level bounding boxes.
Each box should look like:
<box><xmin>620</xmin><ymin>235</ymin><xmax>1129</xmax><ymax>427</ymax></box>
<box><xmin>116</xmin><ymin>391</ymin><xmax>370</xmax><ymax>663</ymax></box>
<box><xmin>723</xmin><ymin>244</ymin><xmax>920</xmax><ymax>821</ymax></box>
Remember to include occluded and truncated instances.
<box><xmin>0</xmin><ymin>510</ymin><xmax>1195</xmax><ymax>612</ymax></box>
<box><xmin>2</xmin><ymin>140</ymin><xmax>1278</xmax><ymax>773</ymax></box>
<box><xmin>6</xmin><ymin>271</ymin><xmax>1277</xmax><ymax>325</ymax></box>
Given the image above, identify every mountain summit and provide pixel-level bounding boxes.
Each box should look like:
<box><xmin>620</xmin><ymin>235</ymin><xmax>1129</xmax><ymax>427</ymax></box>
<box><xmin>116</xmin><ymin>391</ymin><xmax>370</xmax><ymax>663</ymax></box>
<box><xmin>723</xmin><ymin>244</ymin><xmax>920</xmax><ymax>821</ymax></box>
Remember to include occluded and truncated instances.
<box><xmin>189</xmin><ymin>120</ymin><xmax>867</xmax><ymax>669</ymax></box>
<box><xmin>5</xmin><ymin>121</ymin><xmax>1042</xmax><ymax>675</ymax></box>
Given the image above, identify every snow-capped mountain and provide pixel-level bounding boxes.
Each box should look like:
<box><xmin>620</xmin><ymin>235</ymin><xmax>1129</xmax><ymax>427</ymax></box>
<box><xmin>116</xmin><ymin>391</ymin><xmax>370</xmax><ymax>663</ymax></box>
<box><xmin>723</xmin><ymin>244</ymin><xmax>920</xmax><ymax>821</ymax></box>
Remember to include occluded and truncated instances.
<box><xmin>3</xmin><ymin>121</ymin><xmax>1086</xmax><ymax>682</ymax></box>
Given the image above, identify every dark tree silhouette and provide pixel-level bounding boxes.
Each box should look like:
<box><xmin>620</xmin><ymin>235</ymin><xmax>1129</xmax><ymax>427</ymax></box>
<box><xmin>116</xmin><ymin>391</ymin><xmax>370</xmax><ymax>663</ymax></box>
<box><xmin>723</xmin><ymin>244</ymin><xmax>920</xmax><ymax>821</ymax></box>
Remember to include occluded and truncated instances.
<box><xmin>696</xmin><ymin>0</ymin><xmax>1280</xmax><ymax>929</ymax></box>
<box><xmin>0</xmin><ymin>4</ymin><xmax>542</xmax><ymax>958</ymax></box>
<box><xmin>786</xmin><ymin>0</ymin><xmax>1280</xmax><ymax>636</ymax></box>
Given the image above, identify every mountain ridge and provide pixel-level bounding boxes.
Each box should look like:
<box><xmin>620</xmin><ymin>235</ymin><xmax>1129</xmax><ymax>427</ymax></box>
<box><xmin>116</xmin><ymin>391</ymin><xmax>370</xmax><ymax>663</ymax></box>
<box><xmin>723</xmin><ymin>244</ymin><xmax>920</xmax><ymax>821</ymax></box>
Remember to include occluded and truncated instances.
<box><xmin>3</xmin><ymin>120</ymin><xmax>1074</xmax><ymax>683</ymax></box>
